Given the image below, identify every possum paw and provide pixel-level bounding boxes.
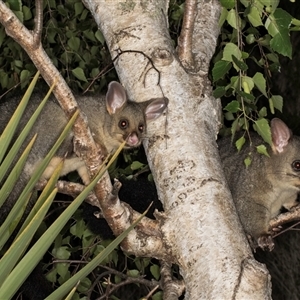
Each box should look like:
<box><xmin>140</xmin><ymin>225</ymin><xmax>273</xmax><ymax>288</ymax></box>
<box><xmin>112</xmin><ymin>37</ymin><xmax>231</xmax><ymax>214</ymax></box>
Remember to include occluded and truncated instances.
<box><xmin>257</xmin><ymin>235</ymin><xmax>274</xmax><ymax>251</ymax></box>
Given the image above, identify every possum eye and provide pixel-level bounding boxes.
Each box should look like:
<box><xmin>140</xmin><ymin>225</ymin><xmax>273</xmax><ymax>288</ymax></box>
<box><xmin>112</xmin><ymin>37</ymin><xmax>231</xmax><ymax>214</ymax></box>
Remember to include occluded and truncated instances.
<box><xmin>138</xmin><ymin>124</ymin><xmax>144</xmax><ymax>133</ymax></box>
<box><xmin>292</xmin><ymin>160</ymin><xmax>300</xmax><ymax>171</ymax></box>
<box><xmin>119</xmin><ymin>119</ymin><xmax>128</xmax><ymax>129</ymax></box>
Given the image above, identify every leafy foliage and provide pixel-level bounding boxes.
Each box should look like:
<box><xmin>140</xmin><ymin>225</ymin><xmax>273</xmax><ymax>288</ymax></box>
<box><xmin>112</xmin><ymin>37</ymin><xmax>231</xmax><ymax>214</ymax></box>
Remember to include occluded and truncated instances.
<box><xmin>0</xmin><ymin>0</ymin><xmax>116</xmax><ymax>95</ymax></box>
<box><xmin>214</xmin><ymin>0</ymin><xmax>299</xmax><ymax>150</ymax></box>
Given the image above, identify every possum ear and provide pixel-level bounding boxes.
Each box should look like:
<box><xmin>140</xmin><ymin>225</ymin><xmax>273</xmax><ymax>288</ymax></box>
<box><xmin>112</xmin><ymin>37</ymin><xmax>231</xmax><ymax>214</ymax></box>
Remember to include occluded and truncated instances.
<box><xmin>144</xmin><ymin>98</ymin><xmax>168</xmax><ymax>121</ymax></box>
<box><xmin>271</xmin><ymin>118</ymin><xmax>291</xmax><ymax>154</ymax></box>
<box><xmin>106</xmin><ymin>81</ymin><xmax>127</xmax><ymax>115</ymax></box>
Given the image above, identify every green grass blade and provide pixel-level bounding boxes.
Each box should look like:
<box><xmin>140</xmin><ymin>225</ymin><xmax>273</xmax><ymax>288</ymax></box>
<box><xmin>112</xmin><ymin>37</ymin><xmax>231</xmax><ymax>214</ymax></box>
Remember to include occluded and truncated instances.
<box><xmin>0</xmin><ymin>109</ymin><xmax>79</xmax><ymax>251</ymax></box>
<box><xmin>15</xmin><ymin>159</ymin><xmax>65</xmax><ymax>239</ymax></box>
<box><xmin>0</xmin><ymin>84</ymin><xmax>55</xmax><ymax>183</ymax></box>
<box><xmin>0</xmin><ymin>142</ymin><xmax>125</xmax><ymax>299</ymax></box>
<box><xmin>0</xmin><ymin>71</ymin><xmax>40</xmax><ymax>163</ymax></box>
<box><xmin>0</xmin><ymin>109</ymin><xmax>79</xmax><ymax>214</ymax></box>
<box><xmin>64</xmin><ymin>282</ymin><xmax>80</xmax><ymax>300</ymax></box>
<box><xmin>0</xmin><ymin>135</ymin><xmax>37</xmax><ymax>207</ymax></box>
<box><xmin>0</xmin><ymin>158</ymin><xmax>64</xmax><ymax>286</ymax></box>
<box><xmin>0</xmin><ymin>188</ymin><xmax>57</xmax><ymax>286</ymax></box>
<box><xmin>0</xmin><ymin>136</ymin><xmax>38</xmax><ymax>250</ymax></box>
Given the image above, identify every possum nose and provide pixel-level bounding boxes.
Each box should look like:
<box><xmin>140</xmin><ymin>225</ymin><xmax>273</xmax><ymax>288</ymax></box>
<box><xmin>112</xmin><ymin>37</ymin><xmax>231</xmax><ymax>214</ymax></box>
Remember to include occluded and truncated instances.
<box><xmin>127</xmin><ymin>132</ymin><xmax>140</xmax><ymax>146</ymax></box>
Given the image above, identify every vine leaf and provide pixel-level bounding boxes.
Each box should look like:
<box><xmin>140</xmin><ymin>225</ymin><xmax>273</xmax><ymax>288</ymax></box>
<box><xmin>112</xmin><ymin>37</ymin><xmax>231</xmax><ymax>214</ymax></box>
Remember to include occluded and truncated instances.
<box><xmin>256</xmin><ymin>144</ymin><xmax>270</xmax><ymax>157</ymax></box>
<box><xmin>212</xmin><ymin>60</ymin><xmax>231</xmax><ymax>82</ymax></box>
<box><xmin>253</xmin><ymin>118</ymin><xmax>272</xmax><ymax>146</ymax></box>
<box><xmin>253</xmin><ymin>72</ymin><xmax>267</xmax><ymax>98</ymax></box>
<box><xmin>224</xmin><ymin>100</ymin><xmax>240</xmax><ymax>113</ymax></box>
<box><xmin>265</xmin><ymin>8</ymin><xmax>292</xmax><ymax>58</ymax></box>
<box><xmin>270</xmin><ymin>95</ymin><xmax>283</xmax><ymax>113</ymax></box>
<box><xmin>248</xmin><ymin>5</ymin><xmax>263</xmax><ymax>27</ymax></box>
<box><xmin>235</xmin><ymin>136</ymin><xmax>245</xmax><ymax>152</ymax></box>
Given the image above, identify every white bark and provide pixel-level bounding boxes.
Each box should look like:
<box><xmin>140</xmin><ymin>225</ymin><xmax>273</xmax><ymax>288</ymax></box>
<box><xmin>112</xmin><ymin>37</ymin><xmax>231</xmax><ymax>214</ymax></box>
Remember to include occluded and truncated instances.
<box><xmin>82</xmin><ymin>0</ymin><xmax>272</xmax><ymax>298</ymax></box>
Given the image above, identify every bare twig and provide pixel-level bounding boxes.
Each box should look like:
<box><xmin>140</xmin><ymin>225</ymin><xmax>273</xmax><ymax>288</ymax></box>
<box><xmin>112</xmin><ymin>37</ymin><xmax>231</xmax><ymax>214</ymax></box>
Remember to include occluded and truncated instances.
<box><xmin>95</xmin><ymin>266</ymin><xmax>160</xmax><ymax>300</ymax></box>
<box><xmin>177</xmin><ymin>0</ymin><xmax>197</xmax><ymax>69</ymax></box>
<box><xmin>33</xmin><ymin>0</ymin><xmax>43</xmax><ymax>46</ymax></box>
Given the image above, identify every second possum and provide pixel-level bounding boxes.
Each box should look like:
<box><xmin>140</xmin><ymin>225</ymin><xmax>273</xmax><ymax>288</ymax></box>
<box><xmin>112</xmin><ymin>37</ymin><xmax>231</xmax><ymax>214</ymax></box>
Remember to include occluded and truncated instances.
<box><xmin>218</xmin><ymin>118</ymin><xmax>300</xmax><ymax>250</ymax></box>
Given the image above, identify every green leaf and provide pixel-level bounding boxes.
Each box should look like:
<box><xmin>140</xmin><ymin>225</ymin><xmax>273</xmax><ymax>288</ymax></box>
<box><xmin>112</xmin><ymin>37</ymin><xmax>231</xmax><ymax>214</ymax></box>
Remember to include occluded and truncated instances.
<box><xmin>219</xmin><ymin>7</ymin><xmax>228</xmax><ymax>27</ymax></box>
<box><xmin>240</xmin><ymin>0</ymin><xmax>249</xmax><ymax>7</ymax></box>
<box><xmin>247</xmin><ymin>5</ymin><xmax>263</xmax><ymax>27</ymax></box>
<box><xmin>231</xmin><ymin>118</ymin><xmax>239</xmax><ymax>138</ymax></box>
<box><xmin>253</xmin><ymin>118</ymin><xmax>272</xmax><ymax>146</ymax></box>
<box><xmin>258</xmin><ymin>107</ymin><xmax>267</xmax><ymax>118</ymax></box>
<box><xmin>256</xmin><ymin>144</ymin><xmax>270</xmax><ymax>157</ymax></box>
<box><xmin>266</xmin><ymin>11</ymin><xmax>288</xmax><ymax>36</ymax></box>
<box><xmin>235</xmin><ymin>136</ymin><xmax>245</xmax><ymax>152</ymax></box>
<box><xmin>259</xmin><ymin>0</ymin><xmax>279</xmax><ymax>13</ymax></box>
<box><xmin>220</xmin><ymin>0</ymin><xmax>235</xmax><ymax>9</ymax></box>
<box><xmin>95</xmin><ymin>30</ymin><xmax>105</xmax><ymax>44</ymax></box>
<box><xmin>45</xmin><ymin>268</ymin><xmax>57</xmax><ymax>283</ymax></box>
<box><xmin>269</xmin><ymin>98</ymin><xmax>275</xmax><ymax>114</ymax></box>
<box><xmin>253</xmin><ymin>72</ymin><xmax>267</xmax><ymax>97</ymax></box>
<box><xmin>72</xmin><ymin>67</ymin><xmax>88</xmax><ymax>82</ymax></box>
<box><xmin>70</xmin><ymin>219</ymin><xmax>85</xmax><ymax>239</ymax></box>
<box><xmin>236</xmin><ymin>90</ymin><xmax>255</xmax><ymax>102</ymax></box>
<box><xmin>22</xmin><ymin>6</ymin><xmax>32</xmax><ymax>21</ymax></box>
<box><xmin>77</xmin><ymin>277</ymin><xmax>91</xmax><ymax>293</ymax></box>
<box><xmin>244</xmin><ymin>156</ymin><xmax>252</xmax><ymax>168</ymax></box>
<box><xmin>224</xmin><ymin>111</ymin><xmax>234</xmax><ymax>121</ymax></box>
<box><xmin>223</xmin><ymin>43</ymin><xmax>242</xmax><ymax>61</ymax></box>
<box><xmin>74</xmin><ymin>2</ymin><xmax>84</xmax><ymax>16</ymax></box>
<box><xmin>150</xmin><ymin>264</ymin><xmax>161</xmax><ymax>281</ymax></box>
<box><xmin>212</xmin><ymin>60</ymin><xmax>232</xmax><ymax>82</ymax></box>
<box><xmin>213</xmin><ymin>86</ymin><xmax>226</xmax><ymax>98</ymax></box>
<box><xmin>67</xmin><ymin>37</ymin><xmax>81</xmax><ymax>52</ymax></box>
<box><xmin>228</xmin><ymin>76</ymin><xmax>239</xmax><ymax>91</ymax></box>
<box><xmin>227</xmin><ymin>9</ymin><xmax>239</xmax><ymax>29</ymax></box>
<box><xmin>242</xmin><ymin>76</ymin><xmax>254</xmax><ymax>92</ymax></box>
<box><xmin>127</xmin><ymin>269</ymin><xmax>139</xmax><ymax>278</ymax></box>
<box><xmin>265</xmin><ymin>9</ymin><xmax>292</xmax><ymax>58</ymax></box>
<box><xmin>270</xmin><ymin>31</ymin><xmax>292</xmax><ymax>59</ymax></box>
<box><xmin>231</xmin><ymin>55</ymin><xmax>248</xmax><ymax>71</ymax></box>
<box><xmin>56</xmin><ymin>262</ymin><xmax>69</xmax><ymax>278</ymax></box>
<box><xmin>246</xmin><ymin>33</ymin><xmax>256</xmax><ymax>44</ymax></box>
<box><xmin>224</xmin><ymin>100</ymin><xmax>240</xmax><ymax>113</ymax></box>
<box><xmin>7</xmin><ymin>0</ymin><xmax>22</xmax><ymax>11</ymax></box>
<box><xmin>270</xmin><ymin>95</ymin><xmax>283</xmax><ymax>113</ymax></box>
<box><xmin>291</xmin><ymin>17</ymin><xmax>300</xmax><ymax>26</ymax></box>
<box><xmin>131</xmin><ymin>161</ymin><xmax>144</xmax><ymax>171</ymax></box>
<box><xmin>20</xmin><ymin>70</ymin><xmax>31</xmax><ymax>89</ymax></box>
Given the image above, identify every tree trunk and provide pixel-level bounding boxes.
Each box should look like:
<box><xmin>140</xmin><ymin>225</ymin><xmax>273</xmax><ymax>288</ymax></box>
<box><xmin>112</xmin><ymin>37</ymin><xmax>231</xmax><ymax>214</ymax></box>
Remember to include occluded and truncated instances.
<box><xmin>82</xmin><ymin>0</ymin><xmax>272</xmax><ymax>298</ymax></box>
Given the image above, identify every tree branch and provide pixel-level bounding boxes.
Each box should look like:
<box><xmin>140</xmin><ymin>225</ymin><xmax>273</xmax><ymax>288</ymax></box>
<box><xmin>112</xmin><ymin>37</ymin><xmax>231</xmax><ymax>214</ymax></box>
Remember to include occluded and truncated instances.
<box><xmin>270</xmin><ymin>204</ymin><xmax>300</xmax><ymax>233</ymax></box>
<box><xmin>177</xmin><ymin>0</ymin><xmax>197</xmax><ymax>69</ymax></box>
<box><xmin>33</xmin><ymin>0</ymin><xmax>43</xmax><ymax>46</ymax></box>
<box><xmin>0</xmin><ymin>0</ymin><xmax>105</xmax><ymax>204</ymax></box>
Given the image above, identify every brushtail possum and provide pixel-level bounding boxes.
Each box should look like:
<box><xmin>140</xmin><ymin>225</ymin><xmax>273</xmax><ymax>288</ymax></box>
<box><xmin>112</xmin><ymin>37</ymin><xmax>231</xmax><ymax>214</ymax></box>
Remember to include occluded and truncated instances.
<box><xmin>218</xmin><ymin>118</ymin><xmax>300</xmax><ymax>250</ymax></box>
<box><xmin>0</xmin><ymin>81</ymin><xmax>168</xmax><ymax>221</ymax></box>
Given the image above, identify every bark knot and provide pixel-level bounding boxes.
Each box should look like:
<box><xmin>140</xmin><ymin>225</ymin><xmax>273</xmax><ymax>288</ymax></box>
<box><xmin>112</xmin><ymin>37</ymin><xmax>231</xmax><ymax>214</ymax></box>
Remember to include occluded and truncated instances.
<box><xmin>152</xmin><ymin>48</ymin><xmax>173</xmax><ymax>66</ymax></box>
